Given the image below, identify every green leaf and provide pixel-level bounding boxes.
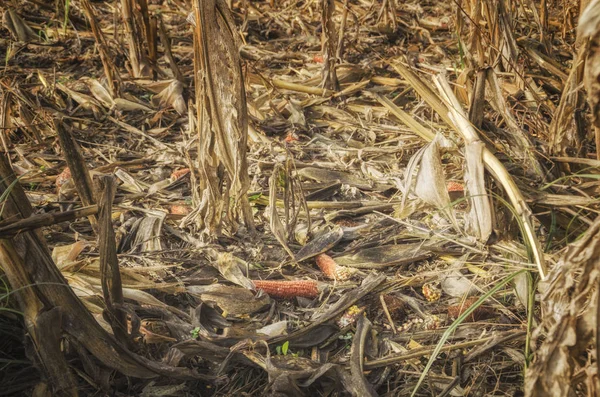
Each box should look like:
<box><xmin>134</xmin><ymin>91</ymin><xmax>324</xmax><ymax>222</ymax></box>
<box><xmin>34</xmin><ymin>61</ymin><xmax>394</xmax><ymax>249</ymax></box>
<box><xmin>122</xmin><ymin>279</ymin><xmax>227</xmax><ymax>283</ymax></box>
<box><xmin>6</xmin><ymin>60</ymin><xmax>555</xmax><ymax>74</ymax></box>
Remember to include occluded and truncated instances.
<box><xmin>190</xmin><ymin>327</ymin><xmax>200</xmax><ymax>339</ymax></box>
<box><xmin>248</xmin><ymin>193</ymin><xmax>262</xmax><ymax>202</ymax></box>
<box><xmin>281</xmin><ymin>341</ymin><xmax>289</xmax><ymax>356</ymax></box>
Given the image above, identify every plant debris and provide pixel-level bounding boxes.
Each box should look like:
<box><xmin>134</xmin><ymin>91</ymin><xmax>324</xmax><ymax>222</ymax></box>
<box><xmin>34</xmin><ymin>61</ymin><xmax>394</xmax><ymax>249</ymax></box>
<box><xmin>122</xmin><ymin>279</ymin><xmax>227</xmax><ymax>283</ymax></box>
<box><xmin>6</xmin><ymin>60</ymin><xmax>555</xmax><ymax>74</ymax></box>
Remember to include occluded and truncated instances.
<box><xmin>1</xmin><ymin>0</ymin><xmax>600</xmax><ymax>396</ymax></box>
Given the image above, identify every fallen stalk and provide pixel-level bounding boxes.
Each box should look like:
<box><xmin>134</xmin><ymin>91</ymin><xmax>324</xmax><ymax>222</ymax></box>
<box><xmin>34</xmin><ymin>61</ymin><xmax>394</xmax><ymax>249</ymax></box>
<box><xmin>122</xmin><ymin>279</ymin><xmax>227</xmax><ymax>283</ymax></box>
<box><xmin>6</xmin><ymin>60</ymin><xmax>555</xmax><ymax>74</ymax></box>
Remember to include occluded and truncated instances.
<box><xmin>0</xmin><ymin>205</ymin><xmax>99</xmax><ymax>238</ymax></box>
<box><xmin>364</xmin><ymin>331</ymin><xmax>525</xmax><ymax>369</ymax></box>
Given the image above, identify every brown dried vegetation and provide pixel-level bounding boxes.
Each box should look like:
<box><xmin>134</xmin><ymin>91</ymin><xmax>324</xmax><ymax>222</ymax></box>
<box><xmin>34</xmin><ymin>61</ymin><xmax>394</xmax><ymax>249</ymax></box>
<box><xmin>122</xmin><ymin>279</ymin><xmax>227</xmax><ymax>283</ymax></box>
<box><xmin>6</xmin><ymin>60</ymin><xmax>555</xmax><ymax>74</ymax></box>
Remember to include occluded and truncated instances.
<box><xmin>0</xmin><ymin>0</ymin><xmax>600</xmax><ymax>396</ymax></box>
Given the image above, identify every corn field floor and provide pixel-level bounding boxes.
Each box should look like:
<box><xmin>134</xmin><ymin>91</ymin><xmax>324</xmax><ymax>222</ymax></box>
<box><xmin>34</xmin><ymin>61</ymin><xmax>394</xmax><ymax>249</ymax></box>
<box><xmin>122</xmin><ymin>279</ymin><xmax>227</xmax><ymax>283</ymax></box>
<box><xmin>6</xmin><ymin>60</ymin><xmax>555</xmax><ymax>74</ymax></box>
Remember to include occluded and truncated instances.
<box><xmin>1</xmin><ymin>0</ymin><xmax>600</xmax><ymax>396</ymax></box>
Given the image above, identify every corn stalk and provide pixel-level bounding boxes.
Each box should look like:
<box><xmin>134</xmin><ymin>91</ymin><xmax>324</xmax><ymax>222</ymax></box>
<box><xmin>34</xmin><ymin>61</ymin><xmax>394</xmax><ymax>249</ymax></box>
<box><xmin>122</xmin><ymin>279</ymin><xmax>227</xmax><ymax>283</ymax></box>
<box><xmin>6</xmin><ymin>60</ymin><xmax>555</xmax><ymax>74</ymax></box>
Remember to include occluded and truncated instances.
<box><xmin>187</xmin><ymin>0</ymin><xmax>254</xmax><ymax>239</ymax></box>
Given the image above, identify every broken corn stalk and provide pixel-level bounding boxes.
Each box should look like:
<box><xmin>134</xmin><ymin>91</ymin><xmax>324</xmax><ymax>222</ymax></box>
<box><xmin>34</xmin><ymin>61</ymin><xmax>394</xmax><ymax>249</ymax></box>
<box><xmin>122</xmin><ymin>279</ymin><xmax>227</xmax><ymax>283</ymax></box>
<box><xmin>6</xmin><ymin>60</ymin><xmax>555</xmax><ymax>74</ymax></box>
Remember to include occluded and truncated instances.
<box><xmin>316</xmin><ymin>253</ymin><xmax>352</xmax><ymax>281</ymax></box>
<box><xmin>252</xmin><ymin>279</ymin><xmax>318</xmax><ymax>299</ymax></box>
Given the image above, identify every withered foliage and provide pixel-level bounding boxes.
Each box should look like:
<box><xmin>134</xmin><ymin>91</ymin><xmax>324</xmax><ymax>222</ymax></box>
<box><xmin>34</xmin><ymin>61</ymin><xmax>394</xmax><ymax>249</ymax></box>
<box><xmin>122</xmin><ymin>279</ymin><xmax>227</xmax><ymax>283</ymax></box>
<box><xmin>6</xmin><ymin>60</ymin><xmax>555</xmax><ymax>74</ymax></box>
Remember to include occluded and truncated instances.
<box><xmin>1</xmin><ymin>0</ymin><xmax>600</xmax><ymax>396</ymax></box>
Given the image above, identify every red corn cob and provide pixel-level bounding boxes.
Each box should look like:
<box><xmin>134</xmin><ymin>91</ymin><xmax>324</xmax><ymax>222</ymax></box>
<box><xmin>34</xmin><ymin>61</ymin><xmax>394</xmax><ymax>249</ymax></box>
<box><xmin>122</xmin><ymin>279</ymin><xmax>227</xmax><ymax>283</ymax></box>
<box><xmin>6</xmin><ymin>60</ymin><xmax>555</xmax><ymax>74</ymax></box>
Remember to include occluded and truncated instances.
<box><xmin>252</xmin><ymin>279</ymin><xmax>318</xmax><ymax>299</ymax></box>
<box><xmin>316</xmin><ymin>253</ymin><xmax>352</xmax><ymax>281</ymax></box>
<box><xmin>447</xmin><ymin>296</ymin><xmax>493</xmax><ymax>321</ymax></box>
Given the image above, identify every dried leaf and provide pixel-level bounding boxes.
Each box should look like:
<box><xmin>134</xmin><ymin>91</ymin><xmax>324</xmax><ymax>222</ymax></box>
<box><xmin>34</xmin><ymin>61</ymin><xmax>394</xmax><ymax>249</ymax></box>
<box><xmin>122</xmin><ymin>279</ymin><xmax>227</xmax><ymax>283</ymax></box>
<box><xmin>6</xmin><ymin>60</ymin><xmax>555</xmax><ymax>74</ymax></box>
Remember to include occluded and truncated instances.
<box><xmin>334</xmin><ymin>243</ymin><xmax>432</xmax><ymax>269</ymax></box>
<box><xmin>3</xmin><ymin>9</ymin><xmax>38</xmax><ymax>42</ymax></box>
<box><xmin>113</xmin><ymin>98</ymin><xmax>153</xmax><ymax>112</ymax></box>
<box><xmin>52</xmin><ymin>241</ymin><xmax>87</xmax><ymax>269</ymax></box>
<box><xmin>152</xmin><ymin>80</ymin><xmax>187</xmax><ymax>115</ymax></box>
<box><xmin>212</xmin><ymin>251</ymin><xmax>254</xmax><ymax>290</ymax></box>
<box><xmin>187</xmin><ymin>284</ymin><xmax>270</xmax><ymax>315</ymax></box>
<box><xmin>87</xmin><ymin>79</ymin><xmax>115</xmax><ymax>108</ymax></box>
<box><xmin>256</xmin><ymin>321</ymin><xmax>288</xmax><ymax>337</ymax></box>
<box><xmin>440</xmin><ymin>270</ymin><xmax>477</xmax><ymax>298</ymax></box>
<box><xmin>267</xmin><ymin>164</ymin><xmax>295</xmax><ymax>259</ymax></box>
<box><xmin>413</xmin><ymin>137</ymin><xmax>459</xmax><ymax>230</ymax></box>
<box><xmin>295</xmin><ymin>225</ymin><xmax>343</xmax><ymax>262</ymax></box>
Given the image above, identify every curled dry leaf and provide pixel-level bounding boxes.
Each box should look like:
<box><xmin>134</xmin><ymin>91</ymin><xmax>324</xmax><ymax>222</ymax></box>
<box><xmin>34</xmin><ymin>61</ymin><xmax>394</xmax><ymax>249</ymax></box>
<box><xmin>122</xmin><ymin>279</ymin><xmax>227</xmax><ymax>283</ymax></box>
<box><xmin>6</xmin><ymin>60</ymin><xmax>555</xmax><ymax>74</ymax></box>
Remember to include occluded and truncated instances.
<box><xmin>334</xmin><ymin>243</ymin><xmax>432</xmax><ymax>269</ymax></box>
<box><xmin>52</xmin><ymin>241</ymin><xmax>87</xmax><ymax>269</ymax></box>
<box><xmin>440</xmin><ymin>270</ymin><xmax>477</xmax><ymax>297</ymax></box>
<box><xmin>113</xmin><ymin>98</ymin><xmax>153</xmax><ymax>112</ymax></box>
<box><xmin>213</xmin><ymin>251</ymin><xmax>254</xmax><ymax>290</ymax></box>
<box><xmin>56</xmin><ymin>83</ymin><xmax>103</xmax><ymax>114</ymax></box>
<box><xmin>414</xmin><ymin>137</ymin><xmax>459</xmax><ymax>231</ymax></box>
<box><xmin>187</xmin><ymin>284</ymin><xmax>270</xmax><ymax>315</ymax></box>
<box><xmin>152</xmin><ymin>80</ymin><xmax>187</xmax><ymax>115</ymax></box>
<box><xmin>256</xmin><ymin>321</ymin><xmax>288</xmax><ymax>337</ymax></box>
<box><xmin>129</xmin><ymin>212</ymin><xmax>166</xmax><ymax>252</ymax></box>
<box><xmin>295</xmin><ymin>225</ymin><xmax>343</xmax><ymax>262</ymax></box>
<box><xmin>87</xmin><ymin>79</ymin><xmax>115</xmax><ymax>109</ymax></box>
<box><xmin>464</xmin><ymin>141</ymin><xmax>493</xmax><ymax>241</ymax></box>
<box><xmin>3</xmin><ymin>9</ymin><xmax>38</xmax><ymax>42</ymax></box>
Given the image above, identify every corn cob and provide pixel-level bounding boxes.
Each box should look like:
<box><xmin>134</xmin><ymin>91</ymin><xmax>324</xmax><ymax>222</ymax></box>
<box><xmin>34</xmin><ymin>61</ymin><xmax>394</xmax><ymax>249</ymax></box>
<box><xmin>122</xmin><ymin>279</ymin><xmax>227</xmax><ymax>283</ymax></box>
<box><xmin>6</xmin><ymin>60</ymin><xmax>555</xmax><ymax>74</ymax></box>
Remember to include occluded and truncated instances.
<box><xmin>56</xmin><ymin>167</ymin><xmax>72</xmax><ymax>191</ymax></box>
<box><xmin>422</xmin><ymin>283</ymin><xmax>441</xmax><ymax>302</ymax></box>
<box><xmin>252</xmin><ymin>279</ymin><xmax>318</xmax><ymax>299</ymax></box>
<box><xmin>447</xmin><ymin>296</ymin><xmax>492</xmax><ymax>321</ymax></box>
<box><xmin>337</xmin><ymin>305</ymin><xmax>364</xmax><ymax>327</ymax></box>
<box><xmin>446</xmin><ymin>181</ymin><xmax>464</xmax><ymax>192</ymax></box>
<box><xmin>316</xmin><ymin>253</ymin><xmax>353</xmax><ymax>281</ymax></box>
<box><xmin>170</xmin><ymin>168</ymin><xmax>190</xmax><ymax>182</ymax></box>
<box><xmin>170</xmin><ymin>204</ymin><xmax>192</xmax><ymax>215</ymax></box>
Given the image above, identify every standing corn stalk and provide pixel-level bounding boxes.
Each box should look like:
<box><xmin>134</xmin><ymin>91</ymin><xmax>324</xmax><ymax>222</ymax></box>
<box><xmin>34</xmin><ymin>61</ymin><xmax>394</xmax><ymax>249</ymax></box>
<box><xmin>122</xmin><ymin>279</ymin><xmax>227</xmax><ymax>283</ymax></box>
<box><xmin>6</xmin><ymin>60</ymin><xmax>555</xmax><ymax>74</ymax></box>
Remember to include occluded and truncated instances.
<box><xmin>188</xmin><ymin>0</ymin><xmax>254</xmax><ymax>239</ymax></box>
<box><xmin>120</xmin><ymin>0</ymin><xmax>144</xmax><ymax>77</ymax></box>
<box><xmin>321</xmin><ymin>0</ymin><xmax>339</xmax><ymax>91</ymax></box>
<box><xmin>580</xmin><ymin>0</ymin><xmax>600</xmax><ymax>159</ymax></box>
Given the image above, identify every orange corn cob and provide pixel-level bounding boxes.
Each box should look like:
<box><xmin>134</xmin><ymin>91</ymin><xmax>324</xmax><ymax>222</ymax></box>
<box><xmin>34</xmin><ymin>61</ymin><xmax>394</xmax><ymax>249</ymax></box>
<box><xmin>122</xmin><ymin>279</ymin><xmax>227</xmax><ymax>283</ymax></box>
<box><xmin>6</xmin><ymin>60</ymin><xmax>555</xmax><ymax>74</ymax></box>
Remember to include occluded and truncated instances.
<box><xmin>252</xmin><ymin>279</ymin><xmax>318</xmax><ymax>299</ymax></box>
<box><xmin>446</xmin><ymin>181</ymin><xmax>464</xmax><ymax>192</ymax></box>
<box><xmin>56</xmin><ymin>167</ymin><xmax>72</xmax><ymax>191</ymax></box>
<box><xmin>337</xmin><ymin>305</ymin><xmax>364</xmax><ymax>328</ymax></box>
<box><xmin>316</xmin><ymin>253</ymin><xmax>352</xmax><ymax>281</ymax></box>
<box><xmin>170</xmin><ymin>168</ymin><xmax>190</xmax><ymax>182</ymax></box>
<box><xmin>170</xmin><ymin>204</ymin><xmax>191</xmax><ymax>215</ymax></box>
<box><xmin>284</xmin><ymin>132</ymin><xmax>299</xmax><ymax>143</ymax></box>
<box><xmin>422</xmin><ymin>283</ymin><xmax>441</xmax><ymax>302</ymax></box>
